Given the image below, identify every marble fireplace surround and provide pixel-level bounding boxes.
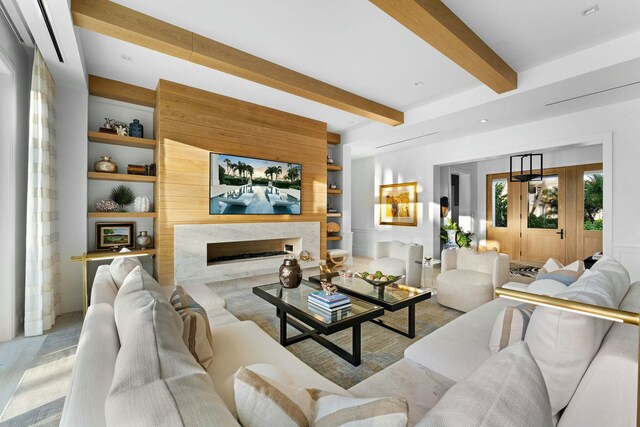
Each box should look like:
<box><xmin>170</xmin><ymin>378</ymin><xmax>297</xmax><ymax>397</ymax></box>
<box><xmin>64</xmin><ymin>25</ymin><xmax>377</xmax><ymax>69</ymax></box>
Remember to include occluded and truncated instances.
<box><xmin>174</xmin><ymin>222</ymin><xmax>320</xmax><ymax>283</ymax></box>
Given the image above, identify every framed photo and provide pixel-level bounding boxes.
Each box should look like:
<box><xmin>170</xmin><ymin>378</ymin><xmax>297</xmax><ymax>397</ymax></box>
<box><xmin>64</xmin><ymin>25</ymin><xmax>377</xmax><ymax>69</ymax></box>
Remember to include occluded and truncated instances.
<box><xmin>95</xmin><ymin>222</ymin><xmax>136</xmax><ymax>251</ymax></box>
<box><xmin>379</xmin><ymin>182</ymin><xmax>418</xmax><ymax>226</ymax></box>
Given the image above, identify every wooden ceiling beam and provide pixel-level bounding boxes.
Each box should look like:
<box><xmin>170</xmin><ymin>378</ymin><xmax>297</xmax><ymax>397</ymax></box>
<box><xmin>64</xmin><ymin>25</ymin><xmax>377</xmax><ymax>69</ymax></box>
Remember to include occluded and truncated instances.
<box><xmin>370</xmin><ymin>0</ymin><xmax>517</xmax><ymax>94</ymax></box>
<box><xmin>72</xmin><ymin>0</ymin><xmax>404</xmax><ymax>126</ymax></box>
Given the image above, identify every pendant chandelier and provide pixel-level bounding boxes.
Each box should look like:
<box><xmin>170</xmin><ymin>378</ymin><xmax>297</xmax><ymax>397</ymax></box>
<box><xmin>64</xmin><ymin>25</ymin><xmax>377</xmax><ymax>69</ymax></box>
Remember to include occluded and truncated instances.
<box><xmin>510</xmin><ymin>153</ymin><xmax>543</xmax><ymax>182</ymax></box>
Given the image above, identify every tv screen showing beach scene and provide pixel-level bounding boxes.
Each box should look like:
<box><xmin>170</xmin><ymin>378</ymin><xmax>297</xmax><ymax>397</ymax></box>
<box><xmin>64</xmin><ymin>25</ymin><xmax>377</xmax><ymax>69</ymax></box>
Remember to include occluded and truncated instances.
<box><xmin>210</xmin><ymin>153</ymin><xmax>302</xmax><ymax>215</ymax></box>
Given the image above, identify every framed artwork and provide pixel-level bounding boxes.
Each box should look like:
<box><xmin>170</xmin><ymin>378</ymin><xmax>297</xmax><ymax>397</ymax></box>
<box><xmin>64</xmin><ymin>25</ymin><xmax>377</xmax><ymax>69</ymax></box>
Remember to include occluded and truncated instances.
<box><xmin>95</xmin><ymin>222</ymin><xmax>136</xmax><ymax>251</ymax></box>
<box><xmin>379</xmin><ymin>182</ymin><xmax>418</xmax><ymax>226</ymax></box>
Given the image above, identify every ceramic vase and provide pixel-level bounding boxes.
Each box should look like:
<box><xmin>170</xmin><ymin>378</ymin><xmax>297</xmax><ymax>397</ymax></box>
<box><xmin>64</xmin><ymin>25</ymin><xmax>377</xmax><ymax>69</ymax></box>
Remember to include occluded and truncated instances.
<box><xmin>445</xmin><ymin>229</ymin><xmax>459</xmax><ymax>249</ymax></box>
<box><xmin>134</xmin><ymin>196</ymin><xmax>150</xmax><ymax>212</ymax></box>
<box><xmin>129</xmin><ymin>119</ymin><xmax>143</xmax><ymax>138</ymax></box>
<box><xmin>279</xmin><ymin>255</ymin><xmax>302</xmax><ymax>288</ymax></box>
<box><xmin>136</xmin><ymin>231</ymin><xmax>152</xmax><ymax>250</ymax></box>
<box><xmin>94</xmin><ymin>156</ymin><xmax>118</xmax><ymax>173</ymax></box>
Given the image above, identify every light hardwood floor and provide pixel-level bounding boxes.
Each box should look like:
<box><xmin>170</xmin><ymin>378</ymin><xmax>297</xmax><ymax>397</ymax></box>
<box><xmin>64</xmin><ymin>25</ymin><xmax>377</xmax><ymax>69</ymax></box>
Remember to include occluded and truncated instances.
<box><xmin>0</xmin><ymin>311</ymin><xmax>83</xmax><ymax>426</ymax></box>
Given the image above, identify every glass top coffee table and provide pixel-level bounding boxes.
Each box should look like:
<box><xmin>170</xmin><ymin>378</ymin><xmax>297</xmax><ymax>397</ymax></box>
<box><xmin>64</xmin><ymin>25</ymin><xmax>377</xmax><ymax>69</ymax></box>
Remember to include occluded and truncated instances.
<box><xmin>309</xmin><ymin>273</ymin><xmax>431</xmax><ymax>338</ymax></box>
<box><xmin>253</xmin><ymin>281</ymin><xmax>384</xmax><ymax>366</ymax></box>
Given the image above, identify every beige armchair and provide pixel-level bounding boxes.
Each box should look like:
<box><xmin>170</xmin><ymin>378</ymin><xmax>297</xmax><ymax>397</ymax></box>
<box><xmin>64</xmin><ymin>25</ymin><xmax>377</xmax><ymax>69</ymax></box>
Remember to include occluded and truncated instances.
<box><xmin>368</xmin><ymin>241</ymin><xmax>424</xmax><ymax>287</ymax></box>
<box><xmin>436</xmin><ymin>248</ymin><xmax>510</xmax><ymax>312</ymax></box>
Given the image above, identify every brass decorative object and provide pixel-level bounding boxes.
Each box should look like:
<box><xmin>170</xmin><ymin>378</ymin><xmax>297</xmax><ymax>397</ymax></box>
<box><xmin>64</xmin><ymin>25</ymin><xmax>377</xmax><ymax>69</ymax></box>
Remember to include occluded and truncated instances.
<box><xmin>321</xmin><ymin>280</ymin><xmax>338</xmax><ymax>295</ymax></box>
<box><xmin>94</xmin><ymin>156</ymin><xmax>118</xmax><ymax>173</ymax></box>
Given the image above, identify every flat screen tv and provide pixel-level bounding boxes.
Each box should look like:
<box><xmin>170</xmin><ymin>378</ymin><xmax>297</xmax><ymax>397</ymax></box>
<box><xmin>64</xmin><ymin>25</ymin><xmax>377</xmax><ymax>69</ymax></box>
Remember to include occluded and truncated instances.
<box><xmin>210</xmin><ymin>153</ymin><xmax>302</xmax><ymax>215</ymax></box>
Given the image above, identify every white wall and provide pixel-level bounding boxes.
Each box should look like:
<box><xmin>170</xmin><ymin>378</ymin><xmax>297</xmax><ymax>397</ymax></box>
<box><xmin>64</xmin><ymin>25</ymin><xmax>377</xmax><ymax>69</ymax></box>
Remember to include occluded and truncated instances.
<box><xmin>57</xmin><ymin>85</ymin><xmax>89</xmax><ymax>313</ymax></box>
<box><xmin>350</xmin><ymin>98</ymin><xmax>640</xmax><ymax>279</ymax></box>
<box><xmin>0</xmin><ymin>18</ymin><xmax>31</xmax><ymax>341</ymax></box>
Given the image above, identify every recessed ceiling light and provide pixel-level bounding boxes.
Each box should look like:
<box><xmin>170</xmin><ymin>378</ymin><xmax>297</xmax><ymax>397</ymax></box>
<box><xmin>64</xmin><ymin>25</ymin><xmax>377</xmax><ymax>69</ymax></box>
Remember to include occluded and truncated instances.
<box><xmin>480</xmin><ymin>119</ymin><xmax>488</xmax><ymax>123</ymax></box>
<box><xmin>581</xmin><ymin>5</ymin><xmax>599</xmax><ymax>16</ymax></box>
<box><xmin>414</xmin><ymin>81</ymin><xmax>423</xmax><ymax>86</ymax></box>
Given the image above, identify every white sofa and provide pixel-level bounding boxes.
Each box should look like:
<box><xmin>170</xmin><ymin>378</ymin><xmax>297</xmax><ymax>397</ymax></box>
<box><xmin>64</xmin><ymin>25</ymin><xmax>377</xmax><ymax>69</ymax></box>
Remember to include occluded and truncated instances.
<box><xmin>436</xmin><ymin>248</ymin><xmax>510</xmax><ymax>312</ymax></box>
<box><xmin>353</xmin><ymin>256</ymin><xmax>639</xmax><ymax>425</ymax></box>
<box><xmin>368</xmin><ymin>241</ymin><xmax>424</xmax><ymax>287</ymax></box>
<box><xmin>62</xmin><ymin>258</ymin><xmax>638</xmax><ymax>426</ymax></box>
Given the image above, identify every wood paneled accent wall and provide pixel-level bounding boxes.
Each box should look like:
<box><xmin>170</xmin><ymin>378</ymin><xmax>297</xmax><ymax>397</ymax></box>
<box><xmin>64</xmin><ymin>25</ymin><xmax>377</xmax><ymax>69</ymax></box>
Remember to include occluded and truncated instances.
<box><xmin>154</xmin><ymin>80</ymin><xmax>327</xmax><ymax>285</ymax></box>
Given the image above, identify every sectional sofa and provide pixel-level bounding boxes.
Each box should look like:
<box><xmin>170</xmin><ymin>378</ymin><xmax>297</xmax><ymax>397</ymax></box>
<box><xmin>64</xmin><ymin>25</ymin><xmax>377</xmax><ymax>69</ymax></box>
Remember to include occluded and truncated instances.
<box><xmin>61</xmin><ymin>256</ymin><xmax>638</xmax><ymax>426</ymax></box>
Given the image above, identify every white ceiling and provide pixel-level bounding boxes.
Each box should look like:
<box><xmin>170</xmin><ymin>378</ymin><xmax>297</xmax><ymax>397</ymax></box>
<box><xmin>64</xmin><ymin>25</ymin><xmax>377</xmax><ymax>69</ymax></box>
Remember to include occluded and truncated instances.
<box><xmin>27</xmin><ymin>0</ymin><xmax>640</xmax><ymax>155</ymax></box>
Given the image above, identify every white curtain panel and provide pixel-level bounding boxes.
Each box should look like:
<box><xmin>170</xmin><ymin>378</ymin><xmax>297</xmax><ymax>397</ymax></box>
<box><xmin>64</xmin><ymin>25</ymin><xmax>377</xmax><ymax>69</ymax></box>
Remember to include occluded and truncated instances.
<box><xmin>24</xmin><ymin>49</ymin><xmax>59</xmax><ymax>337</ymax></box>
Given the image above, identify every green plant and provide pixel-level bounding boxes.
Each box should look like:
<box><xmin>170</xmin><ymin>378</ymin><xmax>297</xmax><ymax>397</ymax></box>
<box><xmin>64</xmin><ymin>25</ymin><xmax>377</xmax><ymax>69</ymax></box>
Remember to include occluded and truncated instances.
<box><xmin>456</xmin><ymin>228</ymin><xmax>474</xmax><ymax>248</ymax></box>
<box><xmin>584</xmin><ymin>219</ymin><xmax>603</xmax><ymax>231</ymax></box>
<box><xmin>110</xmin><ymin>185</ymin><xmax>135</xmax><ymax>206</ymax></box>
<box><xmin>442</xmin><ymin>218</ymin><xmax>458</xmax><ymax>231</ymax></box>
<box><xmin>494</xmin><ymin>181</ymin><xmax>508</xmax><ymax>227</ymax></box>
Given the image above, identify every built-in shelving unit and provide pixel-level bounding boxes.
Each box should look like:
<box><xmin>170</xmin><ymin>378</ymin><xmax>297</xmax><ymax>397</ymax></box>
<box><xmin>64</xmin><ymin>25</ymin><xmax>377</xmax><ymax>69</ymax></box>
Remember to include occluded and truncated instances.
<box><xmin>327</xmin><ymin>131</ymin><xmax>343</xmax><ymax>246</ymax></box>
<box><xmin>83</xmin><ymin>74</ymin><xmax>158</xmax><ymax>298</ymax></box>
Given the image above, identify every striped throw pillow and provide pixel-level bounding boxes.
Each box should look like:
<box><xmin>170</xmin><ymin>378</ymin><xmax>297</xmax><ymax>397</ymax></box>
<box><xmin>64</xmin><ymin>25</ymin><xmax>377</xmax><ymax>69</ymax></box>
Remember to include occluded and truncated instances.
<box><xmin>169</xmin><ymin>286</ymin><xmax>214</xmax><ymax>369</ymax></box>
<box><xmin>234</xmin><ymin>366</ymin><xmax>408</xmax><ymax>427</ymax></box>
<box><xmin>489</xmin><ymin>304</ymin><xmax>536</xmax><ymax>355</ymax></box>
<box><xmin>536</xmin><ymin>259</ymin><xmax>585</xmax><ymax>285</ymax></box>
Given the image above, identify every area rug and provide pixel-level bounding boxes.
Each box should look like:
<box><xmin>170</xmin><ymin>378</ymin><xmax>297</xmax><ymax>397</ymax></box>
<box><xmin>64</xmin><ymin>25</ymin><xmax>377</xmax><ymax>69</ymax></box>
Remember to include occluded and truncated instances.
<box><xmin>219</xmin><ymin>282</ymin><xmax>461</xmax><ymax>389</ymax></box>
<box><xmin>0</xmin><ymin>324</ymin><xmax>81</xmax><ymax>427</ymax></box>
<box><xmin>510</xmin><ymin>262</ymin><xmax>540</xmax><ymax>279</ymax></box>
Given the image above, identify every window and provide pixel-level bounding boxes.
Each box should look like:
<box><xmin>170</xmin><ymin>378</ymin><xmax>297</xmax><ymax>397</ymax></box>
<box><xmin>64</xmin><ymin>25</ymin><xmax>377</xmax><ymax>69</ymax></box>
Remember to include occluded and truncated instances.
<box><xmin>492</xmin><ymin>179</ymin><xmax>508</xmax><ymax>227</ymax></box>
<box><xmin>583</xmin><ymin>171</ymin><xmax>603</xmax><ymax>230</ymax></box>
<box><xmin>527</xmin><ymin>175</ymin><xmax>558</xmax><ymax>229</ymax></box>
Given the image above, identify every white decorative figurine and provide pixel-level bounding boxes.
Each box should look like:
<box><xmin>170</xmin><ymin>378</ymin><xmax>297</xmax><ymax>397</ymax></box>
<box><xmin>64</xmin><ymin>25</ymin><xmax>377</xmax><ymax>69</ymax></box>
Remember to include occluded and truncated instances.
<box><xmin>134</xmin><ymin>195</ymin><xmax>150</xmax><ymax>212</ymax></box>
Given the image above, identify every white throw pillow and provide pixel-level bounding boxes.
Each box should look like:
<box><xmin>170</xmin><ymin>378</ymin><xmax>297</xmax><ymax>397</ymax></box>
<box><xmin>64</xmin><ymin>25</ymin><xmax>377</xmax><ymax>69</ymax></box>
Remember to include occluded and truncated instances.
<box><xmin>536</xmin><ymin>259</ymin><xmax>584</xmax><ymax>285</ymax></box>
<box><xmin>107</xmin><ymin>286</ymin><xmax>238</xmax><ymax>426</ymax></box>
<box><xmin>489</xmin><ymin>304</ymin><xmax>536</xmax><ymax>354</ymax></box>
<box><xmin>234</xmin><ymin>366</ymin><xmax>408</xmax><ymax>427</ymax></box>
<box><xmin>590</xmin><ymin>255</ymin><xmax>631</xmax><ymax>304</ymax></box>
<box><xmin>117</xmin><ymin>265</ymin><xmax>162</xmax><ymax>296</ymax></box>
<box><xmin>540</xmin><ymin>258</ymin><xmax>564</xmax><ymax>273</ymax></box>
<box><xmin>416</xmin><ymin>341</ymin><xmax>552</xmax><ymax>427</ymax></box>
<box><xmin>109</xmin><ymin>248</ymin><xmax>142</xmax><ymax>289</ymax></box>
<box><xmin>525</xmin><ymin>270</ymin><xmax>617</xmax><ymax>416</ymax></box>
<box><xmin>527</xmin><ymin>279</ymin><xmax>569</xmax><ymax>296</ymax></box>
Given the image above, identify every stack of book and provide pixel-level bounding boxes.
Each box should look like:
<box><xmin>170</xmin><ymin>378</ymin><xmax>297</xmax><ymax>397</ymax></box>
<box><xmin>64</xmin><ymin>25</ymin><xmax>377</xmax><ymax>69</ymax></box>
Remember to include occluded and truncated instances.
<box><xmin>308</xmin><ymin>291</ymin><xmax>351</xmax><ymax>312</ymax></box>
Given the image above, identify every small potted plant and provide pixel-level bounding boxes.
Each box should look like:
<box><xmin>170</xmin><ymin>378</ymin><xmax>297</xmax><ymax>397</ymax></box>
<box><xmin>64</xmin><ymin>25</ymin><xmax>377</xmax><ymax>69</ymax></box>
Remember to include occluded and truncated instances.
<box><xmin>441</xmin><ymin>219</ymin><xmax>459</xmax><ymax>249</ymax></box>
<box><xmin>110</xmin><ymin>185</ymin><xmax>135</xmax><ymax>212</ymax></box>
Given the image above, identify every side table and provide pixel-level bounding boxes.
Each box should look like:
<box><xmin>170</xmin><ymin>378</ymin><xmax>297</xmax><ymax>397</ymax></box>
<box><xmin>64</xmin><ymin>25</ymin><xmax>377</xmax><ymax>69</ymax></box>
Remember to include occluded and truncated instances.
<box><xmin>415</xmin><ymin>259</ymin><xmax>441</xmax><ymax>289</ymax></box>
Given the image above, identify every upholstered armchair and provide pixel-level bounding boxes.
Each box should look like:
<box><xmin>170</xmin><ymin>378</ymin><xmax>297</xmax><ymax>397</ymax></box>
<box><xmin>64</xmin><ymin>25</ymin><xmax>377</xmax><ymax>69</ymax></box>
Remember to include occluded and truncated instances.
<box><xmin>368</xmin><ymin>241</ymin><xmax>424</xmax><ymax>287</ymax></box>
<box><xmin>436</xmin><ymin>248</ymin><xmax>510</xmax><ymax>312</ymax></box>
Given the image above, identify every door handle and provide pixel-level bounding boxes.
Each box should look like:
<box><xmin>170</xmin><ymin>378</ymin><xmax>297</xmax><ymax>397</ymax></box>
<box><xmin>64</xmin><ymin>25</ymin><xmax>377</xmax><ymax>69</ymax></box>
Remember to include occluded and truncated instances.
<box><xmin>556</xmin><ymin>229</ymin><xmax>564</xmax><ymax>240</ymax></box>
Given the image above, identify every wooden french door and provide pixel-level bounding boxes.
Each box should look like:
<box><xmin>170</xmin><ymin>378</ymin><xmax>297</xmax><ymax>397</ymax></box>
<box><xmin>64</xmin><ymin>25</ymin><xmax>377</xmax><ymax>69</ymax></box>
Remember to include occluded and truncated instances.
<box><xmin>520</xmin><ymin>169</ymin><xmax>567</xmax><ymax>263</ymax></box>
<box><xmin>486</xmin><ymin>163</ymin><xmax>602</xmax><ymax>263</ymax></box>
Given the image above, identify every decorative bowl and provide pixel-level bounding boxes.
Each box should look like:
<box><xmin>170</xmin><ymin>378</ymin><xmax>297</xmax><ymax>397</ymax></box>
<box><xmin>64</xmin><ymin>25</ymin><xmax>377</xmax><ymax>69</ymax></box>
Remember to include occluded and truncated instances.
<box><xmin>355</xmin><ymin>272</ymin><xmax>405</xmax><ymax>287</ymax></box>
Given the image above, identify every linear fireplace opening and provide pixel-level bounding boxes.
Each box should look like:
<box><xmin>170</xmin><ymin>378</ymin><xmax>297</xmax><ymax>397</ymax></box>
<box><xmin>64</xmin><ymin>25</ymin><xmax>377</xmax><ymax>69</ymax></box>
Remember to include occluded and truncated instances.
<box><xmin>207</xmin><ymin>237</ymin><xmax>301</xmax><ymax>265</ymax></box>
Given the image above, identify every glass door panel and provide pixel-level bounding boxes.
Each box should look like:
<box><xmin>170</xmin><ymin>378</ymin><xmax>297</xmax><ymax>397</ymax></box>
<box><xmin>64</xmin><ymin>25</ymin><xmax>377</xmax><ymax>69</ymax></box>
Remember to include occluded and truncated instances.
<box><xmin>527</xmin><ymin>175</ymin><xmax>559</xmax><ymax>229</ymax></box>
<box><xmin>492</xmin><ymin>179</ymin><xmax>508</xmax><ymax>228</ymax></box>
<box><xmin>520</xmin><ymin>170</ymin><xmax>566</xmax><ymax>264</ymax></box>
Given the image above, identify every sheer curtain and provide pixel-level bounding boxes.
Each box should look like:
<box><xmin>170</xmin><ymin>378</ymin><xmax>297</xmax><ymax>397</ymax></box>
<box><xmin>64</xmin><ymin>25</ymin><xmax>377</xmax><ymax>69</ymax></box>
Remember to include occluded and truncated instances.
<box><xmin>24</xmin><ymin>49</ymin><xmax>59</xmax><ymax>337</ymax></box>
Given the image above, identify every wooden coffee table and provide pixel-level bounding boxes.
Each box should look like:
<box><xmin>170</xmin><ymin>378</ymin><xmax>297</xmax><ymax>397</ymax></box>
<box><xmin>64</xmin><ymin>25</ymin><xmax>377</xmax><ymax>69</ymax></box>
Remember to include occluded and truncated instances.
<box><xmin>253</xmin><ymin>281</ymin><xmax>384</xmax><ymax>366</ymax></box>
<box><xmin>309</xmin><ymin>273</ymin><xmax>431</xmax><ymax>338</ymax></box>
